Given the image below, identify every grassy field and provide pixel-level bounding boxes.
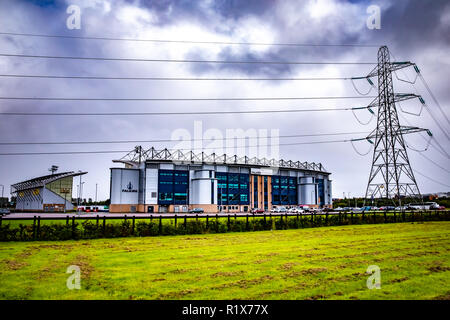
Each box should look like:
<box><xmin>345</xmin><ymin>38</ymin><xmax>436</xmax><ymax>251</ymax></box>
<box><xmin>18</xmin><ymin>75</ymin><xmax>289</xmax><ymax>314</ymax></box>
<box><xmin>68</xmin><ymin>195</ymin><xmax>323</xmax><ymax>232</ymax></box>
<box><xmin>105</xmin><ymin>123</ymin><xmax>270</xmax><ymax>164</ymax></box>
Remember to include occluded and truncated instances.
<box><xmin>0</xmin><ymin>222</ymin><xmax>449</xmax><ymax>300</ymax></box>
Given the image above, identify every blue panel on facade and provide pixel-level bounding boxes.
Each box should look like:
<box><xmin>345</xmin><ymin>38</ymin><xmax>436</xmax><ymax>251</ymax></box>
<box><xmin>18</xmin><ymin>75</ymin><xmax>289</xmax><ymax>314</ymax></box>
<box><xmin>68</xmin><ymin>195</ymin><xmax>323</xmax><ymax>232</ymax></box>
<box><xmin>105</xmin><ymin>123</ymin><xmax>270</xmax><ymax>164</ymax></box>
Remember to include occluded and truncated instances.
<box><xmin>158</xmin><ymin>169</ymin><xmax>189</xmax><ymax>205</ymax></box>
<box><xmin>272</xmin><ymin>175</ymin><xmax>298</xmax><ymax>205</ymax></box>
<box><xmin>317</xmin><ymin>178</ymin><xmax>325</xmax><ymax>206</ymax></box>
<box><xmin>216</xmin><ymin>172</ymin><xmax>249</xmax><ymax>206</ymax></box>
<box><xmin>216</xmin><ymin>172</ymin><xmax>228</xmax><ymax>205</ymax></box>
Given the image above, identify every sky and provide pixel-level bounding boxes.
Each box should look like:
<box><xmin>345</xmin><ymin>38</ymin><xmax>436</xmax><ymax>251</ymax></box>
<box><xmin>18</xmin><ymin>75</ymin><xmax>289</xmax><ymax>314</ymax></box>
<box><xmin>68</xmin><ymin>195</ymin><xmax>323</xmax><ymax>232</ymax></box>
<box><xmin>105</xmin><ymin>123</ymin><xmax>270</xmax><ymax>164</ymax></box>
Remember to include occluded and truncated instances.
<box><xmin>0</xmin><ymin>0</ymin><xmax>449</xmax><ymax>201</ymax></box>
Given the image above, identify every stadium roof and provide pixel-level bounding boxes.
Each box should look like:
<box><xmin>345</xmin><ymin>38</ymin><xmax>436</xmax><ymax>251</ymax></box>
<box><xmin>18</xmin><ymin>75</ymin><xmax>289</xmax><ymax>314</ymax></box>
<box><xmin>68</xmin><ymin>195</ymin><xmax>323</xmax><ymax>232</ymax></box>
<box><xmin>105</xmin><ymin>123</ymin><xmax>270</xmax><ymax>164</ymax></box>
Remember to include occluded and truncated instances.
<box><xmin>11</xmin><ymin>171</ymin><xmax>87</xmax><ymax>192</ymax></box>
<box><xmin>114</xmin><ymin>146</ymin><xmax>328</xmax><ymax>173</ymax></box>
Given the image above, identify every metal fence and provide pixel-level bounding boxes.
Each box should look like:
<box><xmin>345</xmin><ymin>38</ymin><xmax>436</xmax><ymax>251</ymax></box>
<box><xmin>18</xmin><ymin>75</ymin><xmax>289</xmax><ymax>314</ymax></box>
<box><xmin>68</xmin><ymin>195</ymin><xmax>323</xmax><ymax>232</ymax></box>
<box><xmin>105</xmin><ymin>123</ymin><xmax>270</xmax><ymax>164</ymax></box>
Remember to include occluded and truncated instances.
<box><xmin>1</xmin><ymin>210</ymin><xmax>448</xmax><ymax>241</ymax></box>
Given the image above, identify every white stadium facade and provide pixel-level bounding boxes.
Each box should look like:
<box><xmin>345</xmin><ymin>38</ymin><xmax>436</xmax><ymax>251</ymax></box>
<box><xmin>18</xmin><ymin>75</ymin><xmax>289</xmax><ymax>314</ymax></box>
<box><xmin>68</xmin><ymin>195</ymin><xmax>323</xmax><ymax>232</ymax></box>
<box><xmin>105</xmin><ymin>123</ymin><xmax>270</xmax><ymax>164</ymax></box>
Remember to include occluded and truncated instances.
<box><xmin>109</xmin><ymin>147</ymin><xmax>332</xmax><ymax>213</ymax></box>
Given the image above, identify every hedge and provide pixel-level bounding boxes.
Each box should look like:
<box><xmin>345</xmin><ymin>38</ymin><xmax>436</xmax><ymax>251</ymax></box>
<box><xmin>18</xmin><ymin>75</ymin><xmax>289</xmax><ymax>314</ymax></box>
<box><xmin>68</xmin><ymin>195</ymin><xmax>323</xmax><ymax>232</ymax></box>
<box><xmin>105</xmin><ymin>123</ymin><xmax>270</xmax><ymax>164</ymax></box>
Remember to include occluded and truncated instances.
<box><xmin>0</xmin><ymin>211</ymin><xmax>449</xmax><ymax>241</ymax></box>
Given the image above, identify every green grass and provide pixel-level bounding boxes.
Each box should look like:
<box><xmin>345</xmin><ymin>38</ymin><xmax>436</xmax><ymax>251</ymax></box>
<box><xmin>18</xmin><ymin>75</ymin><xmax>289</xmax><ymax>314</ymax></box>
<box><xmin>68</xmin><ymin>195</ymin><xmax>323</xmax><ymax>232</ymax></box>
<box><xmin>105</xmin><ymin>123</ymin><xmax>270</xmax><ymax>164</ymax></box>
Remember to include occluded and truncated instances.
<box><xmin>0</xmin><ymin>222</ymin><xmax>449</xmax><ymax>300</ymax></box>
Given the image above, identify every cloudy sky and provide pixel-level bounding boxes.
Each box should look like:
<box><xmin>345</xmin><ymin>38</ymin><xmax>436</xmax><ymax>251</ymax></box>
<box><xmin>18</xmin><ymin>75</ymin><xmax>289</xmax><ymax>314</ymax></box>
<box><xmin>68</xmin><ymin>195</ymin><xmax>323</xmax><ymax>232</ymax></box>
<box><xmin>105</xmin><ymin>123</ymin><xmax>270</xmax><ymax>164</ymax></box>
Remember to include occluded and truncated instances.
<box><xmin>0</xmin><ymin>0</ymin><xmax>449</xmax><ymax>201</ymax></box>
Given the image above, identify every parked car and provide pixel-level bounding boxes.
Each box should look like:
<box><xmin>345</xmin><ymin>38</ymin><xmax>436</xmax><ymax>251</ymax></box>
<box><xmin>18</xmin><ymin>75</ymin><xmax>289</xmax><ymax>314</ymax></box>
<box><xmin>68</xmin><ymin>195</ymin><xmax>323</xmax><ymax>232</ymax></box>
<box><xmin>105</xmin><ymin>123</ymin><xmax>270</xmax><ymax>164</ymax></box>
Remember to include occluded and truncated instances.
<box><xmin>277</xmin><ymin>207</ymin><xmax>288</xmax><ymax>213</ymax></box>
<box><xmin>334</xmin><ymin>207</ymin><xmax>344</xmax><ymax>211</ymax></box>
<box><xmin>407</xmin><ymin>202</ymin><xmax>440</xmax><ymax>210</ymax></box>
<box><xmin>189</xmin><ymin>208</ymin><xmax>204</xmax><ymax>214</ymax></box>
<box><xmin>438</xmin><ymin>206</ymin><xmax>446</xmax><ymax>210</ymax></box>
<box><xmin>288</xmin><ymin>207</ymin><xmax>304</xmax><ymax>213</ymax></box>
<box><xmin>251</xmin><ymin>208</ymin><xmax>265</xmax><ymax>214</ymax></box>
<box><xmin>0</xmin><ymin>208</ymin><xmax>10</xmax><ymax>215</ymax></box>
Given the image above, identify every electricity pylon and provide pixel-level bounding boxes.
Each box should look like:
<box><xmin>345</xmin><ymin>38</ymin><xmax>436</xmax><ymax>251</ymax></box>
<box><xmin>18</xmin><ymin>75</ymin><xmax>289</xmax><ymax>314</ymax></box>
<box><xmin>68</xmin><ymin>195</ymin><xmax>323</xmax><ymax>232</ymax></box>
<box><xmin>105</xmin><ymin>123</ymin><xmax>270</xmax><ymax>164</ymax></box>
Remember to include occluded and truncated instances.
<box><xmin>363</xmin><ymin>46</ymin><xmax>430</xmax><ymax>206</ymax></box>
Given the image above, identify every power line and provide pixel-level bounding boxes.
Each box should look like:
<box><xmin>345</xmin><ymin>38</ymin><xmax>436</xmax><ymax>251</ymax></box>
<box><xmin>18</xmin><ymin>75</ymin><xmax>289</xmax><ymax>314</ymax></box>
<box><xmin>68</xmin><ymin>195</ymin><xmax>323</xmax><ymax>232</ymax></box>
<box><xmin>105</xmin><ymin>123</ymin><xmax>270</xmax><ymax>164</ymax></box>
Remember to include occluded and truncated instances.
<box><xmin>0</xmin><ymin>106</ymin><xmax>375</xmax><ymax>116</ymax></box>
<box><xmin>0</xmin><ymin>74</ymin><xmax>353</xmax><ymax>81</ymax></box>
<box><xmin>0</xmin><ymin>139</ymin><xmax>352</xmax><ymax>156</ymax></box>
<box><xmin>413</xmin><ymin>169</ymin><xmax>450</xmax><ymax>188</ymax></box>
<box><xmin>0</xmin><ymin>53</ymin><xmax>377</xmax><ymax>65</ymax></box>
<box><xmin>416</xmin><ymin>152</ymin><xmax>450</xmax><ymax>174</ymax></box>
<box><xmin>398</xmin><ymin>112</ymin><xmax>449</xmax><ymax>159</ymax></box>
<box><xmin>0</xmin><ymin>96</ymin><xmax>376</xmax><ymax>102</ymax></box>
<box><xmin>0</xmin><ymin>131</ymin><xmax>369</xmax><ymax>146</ymax></box>
<box><xmin>0</xmin><ymin>31</ymin><xmax>382</xmax><ymax>47</ymax></box>
<box><xmin>418</xmin><ymin>72</ymin><xmax>450</xmax><ymax>127</ymax></box>
<box><xmin>390</xmin><ymin>51</ymin><xmax>450</xmax><ymax>142</ymax></box>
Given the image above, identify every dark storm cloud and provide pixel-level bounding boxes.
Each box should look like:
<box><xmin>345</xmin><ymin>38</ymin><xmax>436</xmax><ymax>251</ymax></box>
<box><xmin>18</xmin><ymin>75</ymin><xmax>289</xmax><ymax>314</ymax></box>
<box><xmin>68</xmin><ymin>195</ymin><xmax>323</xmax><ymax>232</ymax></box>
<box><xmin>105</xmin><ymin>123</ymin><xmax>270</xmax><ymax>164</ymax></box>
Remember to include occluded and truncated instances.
<box><xmin>135</xmin><ymin>0</ymin><xmax>276</xmax><ymax>26</ymax></box>
<box><xmin>183</xmin><ymin>47</ymin><xmax>293</xmax><ymax>76</ymax></box>
<box><xmin>370</xmin><ymin>0</ymin><xmax>450</xmax><ymax>50</ymax></box>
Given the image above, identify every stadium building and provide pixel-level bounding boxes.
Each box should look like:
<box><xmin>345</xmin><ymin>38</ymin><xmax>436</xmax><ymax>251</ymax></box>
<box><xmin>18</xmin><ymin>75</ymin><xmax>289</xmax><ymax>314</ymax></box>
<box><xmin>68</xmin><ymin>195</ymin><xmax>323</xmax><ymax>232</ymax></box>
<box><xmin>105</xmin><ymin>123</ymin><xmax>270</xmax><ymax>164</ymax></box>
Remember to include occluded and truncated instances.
<box><xmin>109</xmin><ymin>147</ymin><xmax>332</xmax><ymax>213</ymax></box>
<box><xmin>11</xmin><ymin>171</ymin><xmax>87</xmax><ymax>212</ymax></box>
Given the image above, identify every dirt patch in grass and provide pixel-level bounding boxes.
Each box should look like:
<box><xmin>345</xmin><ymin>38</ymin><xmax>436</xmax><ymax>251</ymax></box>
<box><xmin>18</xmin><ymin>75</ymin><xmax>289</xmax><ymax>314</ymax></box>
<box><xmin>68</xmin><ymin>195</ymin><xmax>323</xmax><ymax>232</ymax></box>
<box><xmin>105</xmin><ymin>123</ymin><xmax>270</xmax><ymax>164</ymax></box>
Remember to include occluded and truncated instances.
<box><xmin>298</xmin><ymin>253</ymin><xmax>325</xmax><ymax>258</ymax></box>
<box><xmin>300</xmin><ymin>267</ymin><xmax>328</xmax><ymax>275</ymax></box>
<box><xmin>283</xmin><ymin>267</ymin><xmax>329</xmax><ymax>279</ymax></box>
<box><xmin>390</xmin><ymin>277</ymin><xmax>409</xmax><ymax>283</ymax></box>
<box><xmin>157</xmin><ymin>288</ymin><xmax>200</xmax><ymax>299</ymax></box>
<box><xmin>341</xmin><ymin>251</ymin><xmax>383</xmax><ymax>259</ymax></box>
<box><xmin>211</xmin><ymin>271</ymin><xmax>246</xmax><ymax>278</ymax></box>
<box><xmin>71</xmin><ymin>254</ymin><xmax>95</xmax><ymax>279</ymax></box>
<box><xmin>254</xmin><ymin>259</ymin><xmax>271</xmax><ymax>264</ymax></box>
<box><xmin>280</xmin><ymin>262</ymin><xmax>295</xmax><ymax>271</ymax></box>
<box><xmin>16</xmin><ymin>249</ymin><xmax>36</xmax><ymax>259</ymax></box>
<box><xmin>208</xmin><ymin>257</ymin><xmax>233</xmax><ymax>262</ymax></box>
<box><xmin>160</xmin><ymin>268</ymin><xmax>194</xmax><ymax>275</ymax></box>
<box><xmin>265</xmin><ymin>252</ymin><xmax>280</xmax><ymax>257</ymax></box>
<box><xmin>427</xmin><ymin>266</ymin><xmax>450</xmax><ymax>273</ymax></box>
<box><xmin>184</xmin><ymin>237</ymin><xmax>209</xmax><ymax>241</ymax></box>
<box><xmin>213</xmin><ymin>275</ymin><xmax>274</xmax><ymax>289</ymax></box>
<box><xmin>326</xmin><ymin>272</ymin><xmax>364</xmax><ymax>283</ymax></box>
<box><xmin>306</xmin><ymin>294</ymin><xmax>328</xmax><ymax>300</ymax></box>
<box><xmin>433</xmin><ymin>292</ymin><xmax>450</xmax><ymax>300</ymax></box>
<box><xmin>1</xmin><ymin>247</ymin><xmax>40</xmax><ymax>270</ymax></box>
<box><xmin>3</xmin><ymin>259</ymin><xmax>29</xmax><ymax>270</ymax></box>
